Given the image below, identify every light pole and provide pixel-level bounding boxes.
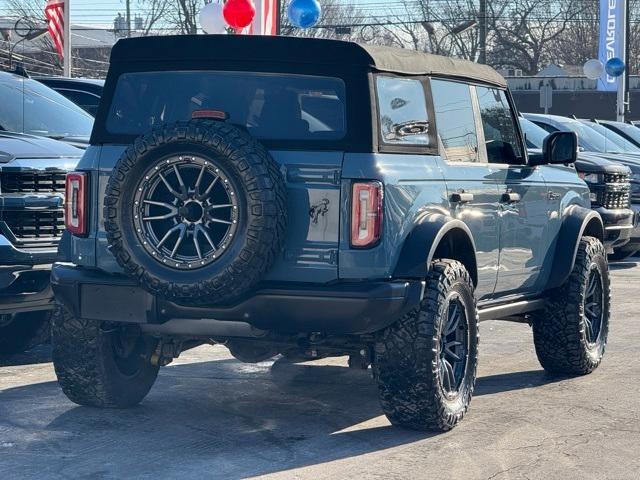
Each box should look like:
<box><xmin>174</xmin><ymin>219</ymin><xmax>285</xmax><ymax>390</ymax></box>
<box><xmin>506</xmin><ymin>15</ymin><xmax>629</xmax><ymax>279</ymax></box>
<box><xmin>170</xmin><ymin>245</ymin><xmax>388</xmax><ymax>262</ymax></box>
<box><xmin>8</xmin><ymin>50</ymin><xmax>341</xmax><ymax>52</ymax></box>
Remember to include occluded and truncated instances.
<box><xmin>422</xmin><ymin>19</ymin><xmax>478</xmax><ymax>56</ymax></box>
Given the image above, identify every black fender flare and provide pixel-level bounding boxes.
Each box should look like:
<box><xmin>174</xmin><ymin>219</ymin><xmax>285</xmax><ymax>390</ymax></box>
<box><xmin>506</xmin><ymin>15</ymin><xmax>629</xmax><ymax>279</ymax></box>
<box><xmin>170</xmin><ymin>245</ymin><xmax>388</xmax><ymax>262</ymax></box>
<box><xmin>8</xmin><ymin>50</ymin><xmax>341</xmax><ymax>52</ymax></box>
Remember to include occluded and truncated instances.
<box><xmin>546</xmin><ymin>205</ymin><xmax>604</xmax><ymax>290</ymax></box>
<box><xmin>393</xmin><ymin>215</ymin><xmax>478</xmax><ymax>286</ymax></box>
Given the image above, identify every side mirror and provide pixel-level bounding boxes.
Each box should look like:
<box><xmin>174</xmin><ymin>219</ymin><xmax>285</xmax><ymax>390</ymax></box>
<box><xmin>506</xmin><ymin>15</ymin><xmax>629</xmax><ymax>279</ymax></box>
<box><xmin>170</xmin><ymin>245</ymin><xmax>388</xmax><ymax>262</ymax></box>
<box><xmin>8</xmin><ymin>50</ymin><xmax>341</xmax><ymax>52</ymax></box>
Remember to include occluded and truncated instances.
<box><xmin>530</xmin><ymin>131</ymin><xmax>578</xmax><ymax>166</ymax></box>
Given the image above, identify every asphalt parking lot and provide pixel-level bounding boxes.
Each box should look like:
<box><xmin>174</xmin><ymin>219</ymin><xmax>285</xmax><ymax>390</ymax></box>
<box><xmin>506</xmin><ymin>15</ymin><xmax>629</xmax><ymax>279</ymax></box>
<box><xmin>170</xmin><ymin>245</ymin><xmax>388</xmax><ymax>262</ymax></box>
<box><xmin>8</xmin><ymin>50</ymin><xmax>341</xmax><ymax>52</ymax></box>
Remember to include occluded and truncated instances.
<box><xmin>1</xmin><ymin>261</ymin><xmax>639</xmax><ymax>480</ymax></box>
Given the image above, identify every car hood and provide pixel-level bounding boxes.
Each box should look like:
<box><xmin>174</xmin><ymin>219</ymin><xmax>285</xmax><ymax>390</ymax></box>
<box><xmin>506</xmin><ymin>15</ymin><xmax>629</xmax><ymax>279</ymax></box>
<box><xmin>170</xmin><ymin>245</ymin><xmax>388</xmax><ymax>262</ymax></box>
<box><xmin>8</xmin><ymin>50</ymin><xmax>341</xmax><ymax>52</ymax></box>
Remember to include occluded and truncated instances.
<box><xmin>575</xmin><ymin>151</ymin><xmax>632</xmax><ymax>175</ymax></box>
<box><xmin>581</xmin><ymin>151</ymin><xmax>640</xmax><ymax>174</ymax></box>
<box><xmin>0</xmin><ymin>131</ymin><xmax>83</xmax><ymax>162</ymax></box>
<box><xmin>526</xmin><ymin>148</ymin><xmax>630</xmax><ymax>175</ymax></box>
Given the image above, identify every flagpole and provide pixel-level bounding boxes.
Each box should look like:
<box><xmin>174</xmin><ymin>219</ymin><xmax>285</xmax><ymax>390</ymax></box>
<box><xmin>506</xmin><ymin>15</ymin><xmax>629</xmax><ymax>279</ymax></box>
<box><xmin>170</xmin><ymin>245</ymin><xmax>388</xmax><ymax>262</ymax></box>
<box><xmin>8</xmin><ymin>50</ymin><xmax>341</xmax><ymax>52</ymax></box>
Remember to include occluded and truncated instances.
<box><xmin>63</xmin><ymin>0</ymin><xmax>71</xmax><ymax>77</ymax></box>
<box><xmin>616</xmin><ymin>0</ymin><xmax>627</xmax><ymax>121</ymax></box>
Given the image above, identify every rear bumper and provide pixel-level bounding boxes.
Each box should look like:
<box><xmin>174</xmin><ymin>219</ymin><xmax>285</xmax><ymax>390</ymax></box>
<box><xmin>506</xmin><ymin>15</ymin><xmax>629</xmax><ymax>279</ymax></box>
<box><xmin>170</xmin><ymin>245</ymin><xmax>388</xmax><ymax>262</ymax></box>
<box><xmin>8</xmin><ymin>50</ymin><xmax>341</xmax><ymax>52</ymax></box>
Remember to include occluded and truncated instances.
<box><xmin>51</xmin><ymin>263</ymin><xmax>424</xmax><ymax>335</ymax></box>
<box><xmin>0</xmin><ymin>237</ymin><xmax>56</xmax><ymax>315</ymax></box>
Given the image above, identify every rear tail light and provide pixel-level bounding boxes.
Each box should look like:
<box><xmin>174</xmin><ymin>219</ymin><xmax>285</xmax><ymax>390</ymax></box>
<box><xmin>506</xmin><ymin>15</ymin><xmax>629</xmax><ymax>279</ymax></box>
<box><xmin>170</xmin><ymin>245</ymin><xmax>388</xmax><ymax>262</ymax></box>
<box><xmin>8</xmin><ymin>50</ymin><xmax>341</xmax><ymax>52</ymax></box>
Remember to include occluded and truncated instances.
<box><xmin>65</xmin><ymin>172</ymin><xmax>88</xmax><ymax>236</ymax></box>
<box><xmin>351</xmin><ymin>181</ymin><xmax>383</xmax><ymax>248</ymax></box>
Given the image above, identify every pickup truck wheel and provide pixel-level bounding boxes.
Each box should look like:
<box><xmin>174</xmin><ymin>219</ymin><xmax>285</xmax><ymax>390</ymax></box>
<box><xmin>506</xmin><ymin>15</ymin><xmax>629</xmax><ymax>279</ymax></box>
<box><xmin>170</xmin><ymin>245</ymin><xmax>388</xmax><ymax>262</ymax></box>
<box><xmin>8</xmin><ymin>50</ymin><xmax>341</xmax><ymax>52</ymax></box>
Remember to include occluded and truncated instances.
<box><xmin>373</xmin><ymin>260</ymin><xmax>478</xmax><ymax>431</ymax></box>
<box><xmin>51</xmin><ymin>305</ymin><xmax>159</xmax><ymax>408</ymax></box>
<box><xmin>0</xmin><ymin>311</ymin><xmax>50</xmax><ymax>355</ymax></box>
<box><xmin>104</xmin><ymin>120</ymin><xmax>287</xmax><ymax>306</ymax></box>
<box><xmin>532</xmin><ymin>236</ymin><xmax>610</xmax><ymax>375</ymax></box>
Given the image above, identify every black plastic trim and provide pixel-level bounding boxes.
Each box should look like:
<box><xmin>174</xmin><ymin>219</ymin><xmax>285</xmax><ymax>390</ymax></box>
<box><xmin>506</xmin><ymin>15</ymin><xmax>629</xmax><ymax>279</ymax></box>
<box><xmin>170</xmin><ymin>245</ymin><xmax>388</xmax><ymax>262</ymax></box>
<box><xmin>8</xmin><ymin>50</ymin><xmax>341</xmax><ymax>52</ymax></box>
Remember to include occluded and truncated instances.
<box><xmin>51</xmin><ymin>264</ymin><xmax>424</xmax><ymax>335</ymax></box>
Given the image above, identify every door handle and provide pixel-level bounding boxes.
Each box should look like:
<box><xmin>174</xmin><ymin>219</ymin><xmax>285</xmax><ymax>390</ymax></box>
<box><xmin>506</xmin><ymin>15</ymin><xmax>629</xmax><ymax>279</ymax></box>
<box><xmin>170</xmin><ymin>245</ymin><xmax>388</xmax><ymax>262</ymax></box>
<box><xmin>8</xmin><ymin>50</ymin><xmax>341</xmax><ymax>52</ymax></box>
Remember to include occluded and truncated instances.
<box><xmin>450</xmin><ymin>192</ymin><xmax>474</xmax><ymax>204</ymax></box>
<box><xmin>501</xmin><ymin>192</ymin><xmax>521</xmax><ymax>204</ymax></box>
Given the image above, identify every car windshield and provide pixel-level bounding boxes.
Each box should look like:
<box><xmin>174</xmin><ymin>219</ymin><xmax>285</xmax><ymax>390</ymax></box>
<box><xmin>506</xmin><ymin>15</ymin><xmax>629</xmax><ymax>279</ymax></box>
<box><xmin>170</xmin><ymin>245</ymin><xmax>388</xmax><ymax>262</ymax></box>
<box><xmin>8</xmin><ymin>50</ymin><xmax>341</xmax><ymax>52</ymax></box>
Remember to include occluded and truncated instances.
<box><xmin>519</xmin><ymin>117</ymin><xmax>548</xmax><ymax>149</ymax></box>
<box><xmin>556</xmin><ymin>118</ymin><xmax>626</xmax><ymax>153</ymax></box>
<box><xmin>107</xmin><ymin>71</ymin><xmax>347</xmax><ymax>141</ymax></box>
<box><xmin>604</xmin><ymin>121</ymin><xmax>640</xmax><ymax>146</ymax></box>
<box><xmin>584</xmin><ymin>121</ymin><xmax>640</xmax><ymax>153</ymax></box>
<box><xmin>0</xmin><ymin>74</ymin><xmax>94</xmax><ymax>138</ymax></box>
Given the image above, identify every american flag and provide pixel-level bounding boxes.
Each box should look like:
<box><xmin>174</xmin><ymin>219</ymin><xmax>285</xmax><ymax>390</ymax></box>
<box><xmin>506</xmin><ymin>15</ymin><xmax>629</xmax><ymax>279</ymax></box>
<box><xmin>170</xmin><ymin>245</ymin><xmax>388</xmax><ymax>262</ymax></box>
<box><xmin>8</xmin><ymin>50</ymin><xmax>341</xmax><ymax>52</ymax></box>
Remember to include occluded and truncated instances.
<box><xmin>45</xmin><ymin>0</ymin><xmax>65</xmax><ymax>59</ymax></box>
<box><xmin>246</xmin><ymin>0</ymin><xmax>279</xmax><ymax>36</ymax></box>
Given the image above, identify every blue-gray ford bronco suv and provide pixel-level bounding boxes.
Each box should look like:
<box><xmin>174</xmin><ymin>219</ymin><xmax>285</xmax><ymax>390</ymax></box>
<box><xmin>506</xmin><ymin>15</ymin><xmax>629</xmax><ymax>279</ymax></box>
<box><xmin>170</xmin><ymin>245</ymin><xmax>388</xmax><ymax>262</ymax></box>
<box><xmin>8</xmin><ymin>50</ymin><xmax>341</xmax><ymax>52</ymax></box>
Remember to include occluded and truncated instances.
<box><xmin>51</xmin><ymin>35</ymin><xmax>610</xmax><ymax>432</ymax></box>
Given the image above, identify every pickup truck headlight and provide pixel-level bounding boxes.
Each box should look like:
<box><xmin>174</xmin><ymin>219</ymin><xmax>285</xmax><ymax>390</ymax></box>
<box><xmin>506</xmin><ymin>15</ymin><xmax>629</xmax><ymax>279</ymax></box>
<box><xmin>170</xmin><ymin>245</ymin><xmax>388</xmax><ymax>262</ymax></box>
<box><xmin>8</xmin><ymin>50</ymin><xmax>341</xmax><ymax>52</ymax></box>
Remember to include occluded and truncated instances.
<box><xmin>582</xmin><ymin>173</ymin><xmax>602</xmax><ymax>184</ymax></box>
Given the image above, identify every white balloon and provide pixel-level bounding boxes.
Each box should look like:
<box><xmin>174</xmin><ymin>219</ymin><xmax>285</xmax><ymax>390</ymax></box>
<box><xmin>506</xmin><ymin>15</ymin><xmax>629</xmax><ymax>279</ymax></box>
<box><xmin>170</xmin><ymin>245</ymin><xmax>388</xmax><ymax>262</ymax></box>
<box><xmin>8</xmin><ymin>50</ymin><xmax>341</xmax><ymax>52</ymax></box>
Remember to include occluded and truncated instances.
<box><xmin>199</xmin><ymin>2</ymin><xmax>227</xmax><ymax>34</ymax></box>
<box><xmin>583</xmin><ymin>59</ymin><xmax>604</xmax><ymax>80</ymax></box>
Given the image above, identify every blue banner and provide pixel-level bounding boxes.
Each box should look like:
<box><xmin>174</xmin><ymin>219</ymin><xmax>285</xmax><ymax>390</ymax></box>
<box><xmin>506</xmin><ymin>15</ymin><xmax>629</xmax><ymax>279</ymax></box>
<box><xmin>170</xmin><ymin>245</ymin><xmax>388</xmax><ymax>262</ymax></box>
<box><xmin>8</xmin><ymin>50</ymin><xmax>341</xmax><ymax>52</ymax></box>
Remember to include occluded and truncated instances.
<box><xmin>598</xmin><ymin>0</ymin><xmax>624</xmax><ymax>91</ymax></box>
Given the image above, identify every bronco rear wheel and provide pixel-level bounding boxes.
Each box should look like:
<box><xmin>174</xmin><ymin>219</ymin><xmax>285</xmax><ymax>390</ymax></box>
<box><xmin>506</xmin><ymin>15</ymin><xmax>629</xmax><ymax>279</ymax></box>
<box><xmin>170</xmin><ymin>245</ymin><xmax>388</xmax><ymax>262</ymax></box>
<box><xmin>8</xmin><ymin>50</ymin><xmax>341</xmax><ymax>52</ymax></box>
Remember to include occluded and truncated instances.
<box><xmin>52</xmin><ymin>305</ymin><xmax>159</xmax><ymax>408</ymax></box>
<box><xmin>373</xmin><ymin>260</ymin><xmax>478</xmax><ymax>431</ymax></box>
<box><xmin>104</xmin><ymin>120</ymin><xmax>287</xmax><ymax>305</ymax></box>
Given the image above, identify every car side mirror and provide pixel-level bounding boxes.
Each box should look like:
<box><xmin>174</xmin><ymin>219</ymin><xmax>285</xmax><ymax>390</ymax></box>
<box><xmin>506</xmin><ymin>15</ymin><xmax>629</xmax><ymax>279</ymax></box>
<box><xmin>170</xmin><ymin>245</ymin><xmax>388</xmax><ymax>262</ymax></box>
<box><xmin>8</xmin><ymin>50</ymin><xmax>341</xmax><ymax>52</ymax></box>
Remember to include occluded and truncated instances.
<box><xmin>530</xmin><ymin>131</ymin><xmax>578</xmax><ymax>166</ymax></box>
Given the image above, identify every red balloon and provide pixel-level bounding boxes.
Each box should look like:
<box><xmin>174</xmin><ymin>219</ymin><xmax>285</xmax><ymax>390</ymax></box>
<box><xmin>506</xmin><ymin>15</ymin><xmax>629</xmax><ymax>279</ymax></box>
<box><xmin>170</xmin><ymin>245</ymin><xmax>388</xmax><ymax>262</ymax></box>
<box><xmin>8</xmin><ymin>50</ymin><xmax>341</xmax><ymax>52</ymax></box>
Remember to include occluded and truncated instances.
<box><xmin>223</xmin><ymin>0</ymin><xmax>256</xmax><ymax>29</ymax></box>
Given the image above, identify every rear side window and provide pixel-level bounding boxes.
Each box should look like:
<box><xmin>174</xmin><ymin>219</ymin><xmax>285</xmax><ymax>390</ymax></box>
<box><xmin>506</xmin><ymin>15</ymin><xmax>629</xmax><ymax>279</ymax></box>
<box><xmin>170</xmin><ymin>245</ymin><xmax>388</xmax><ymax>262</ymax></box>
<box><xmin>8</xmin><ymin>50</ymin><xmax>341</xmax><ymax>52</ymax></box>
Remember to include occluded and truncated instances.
<box><xmin>376</xmin><ymin>76</ymin><xmax>430</xmax><ymax>146</ymax></box>
<box><xmin>475</xmin><ymin>86</ymin><xmax>523</xmax><ymax>164</ymax></box>
<box><xmin>430</xmin><ymin>79</ymin><xmax>478</xmax><ymax>162</ymax></box>
<box><xmin>106</xmin><ymin>71</ymin><xmax>346</xmax><ymax>141</ymax></box>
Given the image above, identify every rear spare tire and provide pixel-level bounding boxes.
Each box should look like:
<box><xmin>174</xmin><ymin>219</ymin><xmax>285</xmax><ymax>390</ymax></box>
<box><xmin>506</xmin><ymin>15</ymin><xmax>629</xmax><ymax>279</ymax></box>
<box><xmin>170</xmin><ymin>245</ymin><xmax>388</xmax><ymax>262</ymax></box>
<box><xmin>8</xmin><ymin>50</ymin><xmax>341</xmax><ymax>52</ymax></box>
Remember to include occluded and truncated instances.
<box><xmin>104</xmin><ymin>120</ymin><xmax>287</xmax><ymax>305</ymax></box>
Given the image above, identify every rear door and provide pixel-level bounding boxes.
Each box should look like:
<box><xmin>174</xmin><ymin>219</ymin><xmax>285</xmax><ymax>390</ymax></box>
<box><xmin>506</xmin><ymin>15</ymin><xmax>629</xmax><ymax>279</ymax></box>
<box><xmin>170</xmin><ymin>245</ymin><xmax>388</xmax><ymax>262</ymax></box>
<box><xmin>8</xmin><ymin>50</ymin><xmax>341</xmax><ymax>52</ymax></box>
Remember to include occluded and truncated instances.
<box><xmin>430</xmin><ymin>79</ymin><xmax>501</xmax><ymax>300</ymax></box>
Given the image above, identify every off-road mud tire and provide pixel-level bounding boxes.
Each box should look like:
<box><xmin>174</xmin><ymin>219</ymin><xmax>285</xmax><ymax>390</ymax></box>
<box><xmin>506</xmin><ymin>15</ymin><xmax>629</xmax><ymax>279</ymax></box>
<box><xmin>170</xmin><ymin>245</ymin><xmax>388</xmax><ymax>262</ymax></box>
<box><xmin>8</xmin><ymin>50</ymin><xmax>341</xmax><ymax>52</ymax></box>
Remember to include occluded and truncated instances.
<box><xmin>52</xmin><ymin>305</ymin><xmax>159</xmax><ymax>408</ymax></box>
<box><xmin>373</xmin><ymin>260</ymin><xmax>479</xmax><ymax>431</ymax></box>
<box><xmin>532</xmin><ymin>236</ymin><xmax>610</xmax><ymax>375</ymax></box>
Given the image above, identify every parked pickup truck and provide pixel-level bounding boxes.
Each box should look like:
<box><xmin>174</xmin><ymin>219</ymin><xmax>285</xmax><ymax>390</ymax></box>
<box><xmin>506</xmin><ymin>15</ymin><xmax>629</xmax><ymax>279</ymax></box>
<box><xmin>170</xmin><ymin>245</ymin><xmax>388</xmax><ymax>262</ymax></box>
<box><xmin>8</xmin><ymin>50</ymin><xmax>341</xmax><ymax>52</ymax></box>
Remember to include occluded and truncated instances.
<box><xmin>0</xmin><ymin>132</ymin><xmax>81</xmax><ymax>354</ymax></box>
<box><xmin>520</xmin><ymin>117</ymin><xmax>635</xmax><ymax>256</ymax></box>
<box><xmin>52</xmin><ymin>35</ymin><xmax>610</xmax><ymax>432</ymax></box>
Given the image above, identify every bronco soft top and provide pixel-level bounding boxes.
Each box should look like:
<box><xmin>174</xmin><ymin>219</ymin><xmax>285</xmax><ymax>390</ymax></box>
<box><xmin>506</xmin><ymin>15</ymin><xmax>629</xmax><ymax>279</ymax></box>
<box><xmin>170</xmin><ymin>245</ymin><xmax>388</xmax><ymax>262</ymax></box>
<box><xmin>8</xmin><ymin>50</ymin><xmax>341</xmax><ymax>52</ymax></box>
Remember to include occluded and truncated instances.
<box><xmin>109</xmin><ymin>35</ymin><xmax>507</xmax><ymax>88</ymax></box>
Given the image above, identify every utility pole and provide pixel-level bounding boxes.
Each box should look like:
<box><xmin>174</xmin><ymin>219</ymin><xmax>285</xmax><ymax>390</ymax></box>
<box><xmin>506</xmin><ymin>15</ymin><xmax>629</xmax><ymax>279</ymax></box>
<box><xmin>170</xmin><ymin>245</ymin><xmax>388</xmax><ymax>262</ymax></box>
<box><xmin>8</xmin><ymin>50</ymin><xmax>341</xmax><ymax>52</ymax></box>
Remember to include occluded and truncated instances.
<box><xmin>624</xmin><ymin>0</ymin><xmax>631</xmax><ymax>118</ymax></box>
<box><xmin>478</xmin><ymin>0</ymin><xmax>487</xmax><ymax>64</ymax></box>
<box><xmin>617</xmin><ymin>0</ymin><xmax>627</xmax><ymax>122</ymax></box>
<box><xmin>63</xmin><ymin>0</ymin><xmax>71</xmax><ymax>77</ymax></box>
<box><xmin>126</xmin><ymin>0</ymin><xmax>131</xmax><ymax>37</ymax></box>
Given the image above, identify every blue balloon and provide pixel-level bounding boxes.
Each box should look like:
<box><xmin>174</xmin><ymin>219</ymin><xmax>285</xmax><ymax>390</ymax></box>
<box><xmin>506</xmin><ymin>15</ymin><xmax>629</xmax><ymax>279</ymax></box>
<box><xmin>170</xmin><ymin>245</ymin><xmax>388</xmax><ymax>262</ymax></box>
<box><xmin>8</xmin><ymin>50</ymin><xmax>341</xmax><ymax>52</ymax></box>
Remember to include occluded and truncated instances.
<box><xmin>605</xmin><ymin>57</ymin><xmax>625</xmax><ymax>78</ymax></box>
<box><xmin>288</xmin><ymin>0</ymin><xmax>322</xmax><ymax>29</ymax></box>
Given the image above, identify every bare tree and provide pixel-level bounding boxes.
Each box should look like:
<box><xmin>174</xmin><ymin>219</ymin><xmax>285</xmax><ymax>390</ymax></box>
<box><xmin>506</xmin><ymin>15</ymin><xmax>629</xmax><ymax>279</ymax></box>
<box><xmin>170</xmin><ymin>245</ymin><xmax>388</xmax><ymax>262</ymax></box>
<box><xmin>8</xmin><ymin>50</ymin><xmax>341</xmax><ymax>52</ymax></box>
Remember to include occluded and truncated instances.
<box><xmin>2</xmin><ymin>0</ymin><xmax>62</xmax><ymax>72</ymax></box>
<box><xmin>488</xmin><ymin>0</ymin><xmax>580</xmax><ymax>74</ymax></box>
<box><xmin>138</xmin><ymin>0</ymin><xmax>172</xmax><ymax>35</ymax></box>
<box><xmin>366</xmin><ymin>0</ymin><xmax>488</xmax><ymax>61</ymax></box>
<box><xmin>280</xmin><ymin>0</ymin><xmax>382</xmax><ymax>44</ymax></box>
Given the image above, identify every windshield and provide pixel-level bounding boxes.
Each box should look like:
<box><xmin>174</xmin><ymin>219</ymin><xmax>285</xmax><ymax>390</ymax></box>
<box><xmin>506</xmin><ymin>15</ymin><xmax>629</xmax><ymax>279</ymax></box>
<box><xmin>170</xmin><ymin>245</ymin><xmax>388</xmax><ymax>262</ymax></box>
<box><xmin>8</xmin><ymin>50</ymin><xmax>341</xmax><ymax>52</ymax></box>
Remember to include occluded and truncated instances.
<box><xmin>107</xmin><ymin>71</ymin><xmax>347</xmax><ymax>141</ymax></box>
<box><xmin>604</xmin><ymin>122</ymin><xmax>640</xmax><ymax>146</ymax></box>
<box><xmin>0</xmin><ymin>74</ymin><xmax>94</xmax><ymax>138</ymax></box>
<box><xmin>583</xmin><ymin>121</ymin><xmax>640</xmax><ymax>153</ymax></box>
<box><xmin>519</xmin><ymin>117</ymin><xmax>548</xmax><ymax>149</ymax></box>
<box><xmin>556</xmin><ymin>118</ymin><xmax>625</xmax><ymax>153</ymax></box>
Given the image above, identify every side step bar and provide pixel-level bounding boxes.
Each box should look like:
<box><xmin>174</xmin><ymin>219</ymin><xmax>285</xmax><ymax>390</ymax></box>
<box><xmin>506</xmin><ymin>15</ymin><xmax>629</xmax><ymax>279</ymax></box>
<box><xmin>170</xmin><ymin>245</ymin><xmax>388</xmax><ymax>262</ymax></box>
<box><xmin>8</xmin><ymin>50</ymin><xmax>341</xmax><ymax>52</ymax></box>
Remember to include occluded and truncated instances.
<box><xmin>478</xmin><ymin>298</ymin><xmax>547</xmax><ymax>322</ymax></box>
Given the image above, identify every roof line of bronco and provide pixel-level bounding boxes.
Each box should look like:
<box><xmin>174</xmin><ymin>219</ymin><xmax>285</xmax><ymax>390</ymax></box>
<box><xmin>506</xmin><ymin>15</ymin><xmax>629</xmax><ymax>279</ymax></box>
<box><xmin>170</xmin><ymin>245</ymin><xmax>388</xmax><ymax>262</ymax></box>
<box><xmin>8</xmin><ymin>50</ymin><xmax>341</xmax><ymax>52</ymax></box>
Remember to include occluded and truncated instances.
<box><xmin>108</xmin><ymin>35</ymin><xmax>507</xmax><ymax>88</ymax></box>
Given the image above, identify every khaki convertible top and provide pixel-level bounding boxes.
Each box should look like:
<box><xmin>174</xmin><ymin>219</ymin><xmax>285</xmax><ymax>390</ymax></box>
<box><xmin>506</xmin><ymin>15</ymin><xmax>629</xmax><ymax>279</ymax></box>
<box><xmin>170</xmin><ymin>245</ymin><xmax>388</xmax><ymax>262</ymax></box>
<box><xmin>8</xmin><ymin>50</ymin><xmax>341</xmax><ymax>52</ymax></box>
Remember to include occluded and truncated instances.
<box><xmin>109</xmin><ymin>35</ymin><xmax>507</xmax><ymax>88</ymax></box>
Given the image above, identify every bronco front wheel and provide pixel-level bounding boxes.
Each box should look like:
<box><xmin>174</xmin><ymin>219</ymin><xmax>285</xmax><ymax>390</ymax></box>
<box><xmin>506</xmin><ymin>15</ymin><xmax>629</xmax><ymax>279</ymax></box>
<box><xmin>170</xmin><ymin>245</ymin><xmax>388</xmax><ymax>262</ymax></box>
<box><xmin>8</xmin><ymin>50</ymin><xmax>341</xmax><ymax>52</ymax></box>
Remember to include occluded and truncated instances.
<box><xmin>373</xmin><ymin>260</ymin><xmax>479</xmax><ymax>431</ymax></box>
<box><xmin>532</xmin><ymin>236</ymin><xmax>610</xmax><ymax>375</ymax></box>
<box><xmin>52</xmin><ymin>305</ymin><xmax>159</xmax><ymax>408</ymax></box>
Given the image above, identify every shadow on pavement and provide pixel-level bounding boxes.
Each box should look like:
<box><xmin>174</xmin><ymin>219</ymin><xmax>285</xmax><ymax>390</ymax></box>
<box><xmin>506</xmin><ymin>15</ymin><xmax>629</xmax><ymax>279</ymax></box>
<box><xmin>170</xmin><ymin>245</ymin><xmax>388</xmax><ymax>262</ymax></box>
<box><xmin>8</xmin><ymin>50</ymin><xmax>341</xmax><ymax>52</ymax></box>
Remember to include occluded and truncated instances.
<box><xmin>0</xmin><ymin>345</ymin><xmax>52</xmax><ymax>367</ymax></box>
<box><xmin>0</xmin><ymin>356</ymin><xmax>563</xmax><ymax>478</ymax></box>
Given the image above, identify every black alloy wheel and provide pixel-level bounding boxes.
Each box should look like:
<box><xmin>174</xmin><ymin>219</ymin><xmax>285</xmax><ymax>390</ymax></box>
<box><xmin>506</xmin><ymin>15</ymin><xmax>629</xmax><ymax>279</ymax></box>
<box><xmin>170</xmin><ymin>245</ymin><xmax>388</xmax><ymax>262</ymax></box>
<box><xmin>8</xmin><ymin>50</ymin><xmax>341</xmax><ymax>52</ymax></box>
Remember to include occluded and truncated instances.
<box><xmin>133</xmin><ymin>155</ymin><xmax>239</xmax><ymax>270</ymax></box>
<box><xmin>439</xmin><ymin>294</ymin><xmax>470</xmax><ymax>398</ymax></box>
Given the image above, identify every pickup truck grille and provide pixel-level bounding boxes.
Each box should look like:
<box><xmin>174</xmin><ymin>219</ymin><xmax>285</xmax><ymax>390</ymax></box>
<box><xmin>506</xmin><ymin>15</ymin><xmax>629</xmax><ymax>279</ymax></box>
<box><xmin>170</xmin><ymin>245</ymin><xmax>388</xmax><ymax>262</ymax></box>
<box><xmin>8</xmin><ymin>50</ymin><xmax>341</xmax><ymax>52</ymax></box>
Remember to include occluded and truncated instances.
<box><xmin>604</xmin><ymin>173</ymin><xmax>629</xmax><ymax>184</ymax></box>
<box><xmin>597</xmin><ymin>190</ymin><xmax>630</xmax><ymax>209</ymax></box>
<box><xmin>0</xmin><ymin>170</ymin><xmax>66</xmax><ymax>193</ymax></box>
<box><xmin>1</xmin><ymin>209</ymin><xmax>65</xmax><ymax>243</ymax></box>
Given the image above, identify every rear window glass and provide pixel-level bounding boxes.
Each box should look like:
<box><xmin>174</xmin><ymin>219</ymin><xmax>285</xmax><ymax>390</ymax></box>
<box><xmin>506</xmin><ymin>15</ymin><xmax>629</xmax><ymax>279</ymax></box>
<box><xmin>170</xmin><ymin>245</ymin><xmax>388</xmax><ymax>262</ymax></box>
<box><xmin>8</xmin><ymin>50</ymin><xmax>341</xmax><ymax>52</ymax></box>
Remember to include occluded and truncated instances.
<box><xmin>106</xmin><ymin>71</ymin><xmax>346</xmax><ymax>141</ymax></box>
